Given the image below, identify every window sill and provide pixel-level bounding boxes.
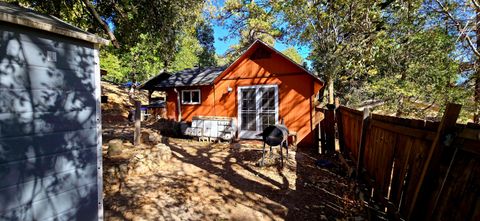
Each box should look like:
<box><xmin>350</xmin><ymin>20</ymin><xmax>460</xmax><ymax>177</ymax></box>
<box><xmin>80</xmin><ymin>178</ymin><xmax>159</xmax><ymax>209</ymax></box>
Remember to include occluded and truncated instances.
<box><xmin>181</xmin><ymin>103</ymin><xmax>201</xmax><ymax>106</ymax></box>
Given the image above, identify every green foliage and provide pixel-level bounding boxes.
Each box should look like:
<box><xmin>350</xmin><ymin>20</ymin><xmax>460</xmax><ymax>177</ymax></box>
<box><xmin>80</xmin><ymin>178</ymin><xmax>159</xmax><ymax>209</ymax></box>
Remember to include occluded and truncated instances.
<box><xmin>170</xmin><ymin>33</ymin><xmax>201</xmax><ymax>72</ymax></box>
<box><xmin>196</xmin><ymin>19</ymin><xmax>217</xmax><ymax>67</ymax></box>
<box><xmin>12</xmin><ymin>0</ymin><xmax>210</xmax><ymax>82</ymax></box>
<box><xmin>281</xmin><ymin>47</ymin><xmax>303</xmax><ymax>65</ymax></box>
<box><xmin>274</xmin><ymin>0</ymin><xmax>469</xmax><ymax>119</ymax></box>
<box><xmin>218</xmin><ymin>0</ymin><xmax>282</xmax><ymax>60</ymax></box>
<box><xmin>100</xmin><ymin>50</ymin><xmax>128</xmax><ymax>83</ymax></box>
<box><xmin>369</xmin><ymin>28</ymin><xmax>462</xmax><ymax>118</ymax></box>
<box><xmin>5</xmin><ymin>0</ymin><xmax>95</xmax><ymax>30</ymax></box>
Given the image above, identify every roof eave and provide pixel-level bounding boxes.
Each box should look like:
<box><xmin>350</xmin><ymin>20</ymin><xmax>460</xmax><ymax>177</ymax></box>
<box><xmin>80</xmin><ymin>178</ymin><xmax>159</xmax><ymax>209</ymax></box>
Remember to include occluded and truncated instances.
<box><xmin>0</xmin><ymin>12</ymin><xmax>110</xmax><ymax>45</ymax></box>
<box><xmin>152</xmin><ymin>82</ymin><xmax>214</xmax><ymax>89</ymax></box>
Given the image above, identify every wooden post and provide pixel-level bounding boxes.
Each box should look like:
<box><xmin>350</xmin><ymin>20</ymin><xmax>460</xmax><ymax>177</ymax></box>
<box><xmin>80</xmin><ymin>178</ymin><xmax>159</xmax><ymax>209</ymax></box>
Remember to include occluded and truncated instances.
<box><xmin>336</xmin><ymin>106</ymin><xmax>346</xmax><ymax>153</ymax></box>
<box><xmin>408</xmin><ymin>103</ymin><xmax>461</xmax><ymax>220</ymax></box>
<box><xmin>320</xmin><ymin>111</ymin><xmax>327</xmax><ymax>154</ymax></box>
<box><xmin>325</xmin><ymin>104</ymin><xmax>336</xmax><ymax>153</ymax></box>
<box><xmin>356</xmin><ymin>108</ymin><xmax>370</xmax><ymax>178</ymax></box>
<box><xmin>134</xmin><ymin>100</ymin><xmax>141</xmax><ymax>145</ymax></box>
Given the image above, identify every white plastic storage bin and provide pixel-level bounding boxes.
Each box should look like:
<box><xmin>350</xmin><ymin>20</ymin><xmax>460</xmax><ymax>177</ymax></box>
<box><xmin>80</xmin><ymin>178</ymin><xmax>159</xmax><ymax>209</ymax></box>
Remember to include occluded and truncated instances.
<box><xmin>185</xmin><ymin>116</ymin><xmax>236</xmax><ymax>142</ymax></box>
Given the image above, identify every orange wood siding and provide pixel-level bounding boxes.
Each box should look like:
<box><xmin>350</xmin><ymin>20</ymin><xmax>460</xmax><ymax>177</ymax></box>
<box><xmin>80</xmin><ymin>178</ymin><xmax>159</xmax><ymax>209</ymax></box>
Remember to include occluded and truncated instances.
<box><xmin>165</xmin><ymin>86</ymin><xmax>214</xmax><ymax>121</ymax></box>
<box><xmin>164</xmin><ymin>46</ymin><xmax>324</xmax><ymax>148</ymax></box>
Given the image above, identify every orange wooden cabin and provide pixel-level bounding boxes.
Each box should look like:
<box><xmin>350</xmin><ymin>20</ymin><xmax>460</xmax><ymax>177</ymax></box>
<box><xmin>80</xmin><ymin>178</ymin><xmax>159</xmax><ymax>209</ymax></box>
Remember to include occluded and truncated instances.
<box><xmin>141</xmin><ymin>40</ymin><xmax>324</xmax><ymax>148</ymax></box>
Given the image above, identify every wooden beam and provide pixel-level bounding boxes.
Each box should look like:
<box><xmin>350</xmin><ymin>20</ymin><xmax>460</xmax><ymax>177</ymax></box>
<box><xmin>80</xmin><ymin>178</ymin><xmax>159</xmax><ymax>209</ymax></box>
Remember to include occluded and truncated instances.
<box><xmin>370</xmin><ymin>120</ymin><xmax>437</xmax><ymax>140</ymax></box>
<box><xmin>356</xmin><ymin>108</ymin><xmax>370</xmax><ymax>179</ymax></box>
<box><xmin>408</xmin><ymin>103</ymin><xmax>461</xmax><ymax>220</ymax></box>
<box><xmin>336</xmin><ymin>107</ymin><xmax>346</xmax><ymax>153</ymax></box>
<box><xmin>325</xmin><ymin>104</ymin><xmax>336</xmax><ymax>153</ymax></box>
<box><xmin>134</xmin><ymin>100</ymin><xmax>141</xmax><ymax>145</ymax></box>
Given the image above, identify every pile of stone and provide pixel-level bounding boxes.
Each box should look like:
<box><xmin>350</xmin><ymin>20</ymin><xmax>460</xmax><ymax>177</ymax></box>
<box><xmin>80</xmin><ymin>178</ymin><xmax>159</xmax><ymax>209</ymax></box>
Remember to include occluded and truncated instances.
<box><xmin>128</xmin><ymin>143</ymin><xmax>172</xmax><ymax>175</ymax></box>
<box><xmin>105</xmin><ymin>137</ymin><xmax>172</xmax><ymax>176</ymax></box>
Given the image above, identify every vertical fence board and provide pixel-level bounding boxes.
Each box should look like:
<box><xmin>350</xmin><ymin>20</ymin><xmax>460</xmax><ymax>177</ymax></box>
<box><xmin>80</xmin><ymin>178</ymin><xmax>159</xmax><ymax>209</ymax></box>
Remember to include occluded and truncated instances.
<box><xmin>356</xmin><ymin>108</ymin><xmax>370</xmax><ymax>177</ymax></box>
<box><xmin>336</xmin><ymin>104</ymin><xmax>478</xmax><ymax>220</ymax></box>
<box><xmin>409</xmin><ymin>104</ymin><xmax>461</xmax><ymax>219</ymax></box>
<box><xmin>389</xmin><ymin>137</ymin><xmax>413</xmax><ymax>208</ymax></box>
<box><xmin>432</xmin><ymin>149</ymin><xmax>480</xmax><ymax>221</ymax></box>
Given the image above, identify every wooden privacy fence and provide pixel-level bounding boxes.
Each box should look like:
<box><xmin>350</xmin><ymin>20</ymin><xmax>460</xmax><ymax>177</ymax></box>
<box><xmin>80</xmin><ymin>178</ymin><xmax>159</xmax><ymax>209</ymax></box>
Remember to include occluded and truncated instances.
<box><xmin>331</xmin><ymin>104</ymin><xmax>480</xmax><ymax>220</ymax></box>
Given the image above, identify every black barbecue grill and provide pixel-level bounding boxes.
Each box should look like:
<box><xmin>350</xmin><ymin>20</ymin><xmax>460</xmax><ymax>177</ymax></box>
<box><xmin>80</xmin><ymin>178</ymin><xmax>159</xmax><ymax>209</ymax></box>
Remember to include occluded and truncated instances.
<box><xmin>258</xmin><ymin>123</ymin><xmax>289</xmax><ymax>167</ymax></box>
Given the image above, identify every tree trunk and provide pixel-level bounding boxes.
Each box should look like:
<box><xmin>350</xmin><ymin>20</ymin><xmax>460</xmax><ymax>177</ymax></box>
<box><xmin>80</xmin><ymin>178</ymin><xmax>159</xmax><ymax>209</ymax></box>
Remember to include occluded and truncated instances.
<box><xmin>328</xmin><ymin>77</ymin><xmax>334</xmax><ymax>104</ymax></box>
<box><xmin>474</xmin><ymin>74</ymin><xmax>480</xmax><ymax>123</ymax></box>
<box><xmin>474</xmin><ymin>10</ymin><xmax>479</xmax><ymax>123</ymax></box>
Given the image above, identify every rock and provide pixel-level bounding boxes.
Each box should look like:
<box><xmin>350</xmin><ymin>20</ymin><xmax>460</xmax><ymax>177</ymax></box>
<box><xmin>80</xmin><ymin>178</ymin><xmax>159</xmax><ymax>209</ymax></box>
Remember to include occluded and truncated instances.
<box><xmin>232</xmin><ymin>143</ymin><xmax>242</xmax><ymax>149</ymax></box>
<box><xmin>156</xmin><ymin>143</ymin><xmax>172</xmax><ymax>161</ymax></box>
<box><xmin>108</xmin><ymin>139</ymin><xmax>123</xmax><ymax>157</ymax></box>
<box><xmin>134</xmin><ymin>164</ymin><xmax>150</xmax><ymax>174</ymax></box>
<box><xmin>148</xmin><ymin>132</ymin><xmax>162</xmax><ymax>143</ymax></box>
<box><xmin>119</xmin><ymin>164</ymin><xmax>129</xmax><ymax>174</ymax></box>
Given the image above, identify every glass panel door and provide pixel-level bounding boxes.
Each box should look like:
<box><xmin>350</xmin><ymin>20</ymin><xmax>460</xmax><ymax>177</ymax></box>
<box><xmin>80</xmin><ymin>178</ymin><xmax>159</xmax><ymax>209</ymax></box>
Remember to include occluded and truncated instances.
<box><xmin>238</xmin><ymin>85</ymin><xmax>278</xmax><ymax>139</ymax></box>
<box><xmin>259</xmin><ymin>87</ymin><xmax>276</xmax><ymax>131</ymax></box>
<box><xmin>240</xmin><ymin>88</ymin><xmax>257</xmax><ymax>131</ymax></box>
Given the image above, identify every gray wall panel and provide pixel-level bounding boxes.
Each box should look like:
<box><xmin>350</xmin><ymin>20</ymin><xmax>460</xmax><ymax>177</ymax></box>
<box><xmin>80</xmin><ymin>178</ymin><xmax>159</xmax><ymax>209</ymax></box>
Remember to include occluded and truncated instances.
<box><xmin>0</xmin><ymin>146</ymin><xmax>97</xmax><ymax>189</ymax></box>
<box><xmin>0</xmin><ymin>22</ymin><xmax>100</xmax><ymax>220</ymax></box>
<box><xmin>0</xmin><ymin>164</ymin><xmax>97</xmax><ymax>212</ymax></box>
<box><xmin>0</xmin><ymin>108</ymin><xmax>97</xmax><ymax>137</ymax></box>
<box><xmin>0</xmin><ymin>89</ymin><xmax>96</xmax><ymax>113</ymax></box>
<box><xmin>0</xmin><ymin>128</ymin><xmax>97</xmax><ymax>163</ymax></box>
<box><xmin>1</xmin><ymin>60</ymin><xmax>96</xmax><ymax>90</ymax></box>
<box><xmin>0</xmin><ymin>183</ymin><xmax>98</xmax><ymax>221</ymax></box>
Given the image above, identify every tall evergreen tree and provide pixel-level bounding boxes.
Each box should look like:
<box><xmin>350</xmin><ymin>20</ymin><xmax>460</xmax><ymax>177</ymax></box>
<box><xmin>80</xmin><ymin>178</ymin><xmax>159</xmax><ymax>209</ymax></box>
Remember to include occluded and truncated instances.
<box><xmin>217</xmin><ymin>0</ymin><xmax>282</xmax><ymax>60</ymax></box>
<box><xmin>196</xmin><ymin>20</ymin><xmax>217</xmax><ymax>67</ymax></box>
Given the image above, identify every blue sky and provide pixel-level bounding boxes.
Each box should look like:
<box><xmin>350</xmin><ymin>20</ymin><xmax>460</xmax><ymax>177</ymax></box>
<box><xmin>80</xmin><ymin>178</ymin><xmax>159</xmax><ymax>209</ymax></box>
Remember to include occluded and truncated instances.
<box><xmin>212</xmin><ymin>24</ymin><xmax>311</xmax><ymax>62</ymax></box>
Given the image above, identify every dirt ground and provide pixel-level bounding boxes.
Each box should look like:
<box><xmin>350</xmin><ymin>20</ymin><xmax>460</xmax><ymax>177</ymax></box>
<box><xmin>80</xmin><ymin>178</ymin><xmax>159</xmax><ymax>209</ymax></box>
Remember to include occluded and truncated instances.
<box><xmin>102</xmin><ymin>124</ymin><xmax>366</xmax><ymax>221</ymax></box>
<box><xmin>101</xmin><ymin>82</ymin><xmax>366</xmax><ymax>220</ymax></box>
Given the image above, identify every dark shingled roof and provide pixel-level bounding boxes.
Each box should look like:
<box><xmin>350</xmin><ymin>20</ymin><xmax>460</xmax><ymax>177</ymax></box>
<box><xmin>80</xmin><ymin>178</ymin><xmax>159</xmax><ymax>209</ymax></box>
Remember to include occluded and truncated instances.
<box><xmin>152</xmin><ymin>66</ymin><xmax>226</xmax><ymax>88</ymax></box>
<box><xmin>0</xmin><ymin>2</ymin><xmax>108</xmax><ymax>44</ymax></box>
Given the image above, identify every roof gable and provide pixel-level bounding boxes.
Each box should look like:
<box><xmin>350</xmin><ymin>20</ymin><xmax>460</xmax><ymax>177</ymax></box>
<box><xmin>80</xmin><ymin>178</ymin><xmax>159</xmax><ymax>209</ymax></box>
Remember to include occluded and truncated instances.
<box><xmin>213</xmin><ymin>40</ymin><xmax>324</xmax><ymax>85</ymax></box>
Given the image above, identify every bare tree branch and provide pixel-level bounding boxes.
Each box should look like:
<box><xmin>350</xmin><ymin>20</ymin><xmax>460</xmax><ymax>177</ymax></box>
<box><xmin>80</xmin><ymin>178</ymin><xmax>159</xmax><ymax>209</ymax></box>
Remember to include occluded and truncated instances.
<box><xmin>472</xmin><ymin>0</ymin><xmax>480</xmax><ymax>11</ymax></box>
<box><xmin>435</xmin><ymin>0</ymin><xmax>480</xmax><ymax>57</ymax></box>
<box><xmin>81</xmin><ymin>0</ymin><xmax>119</xmax><ymax>48</ymax></box>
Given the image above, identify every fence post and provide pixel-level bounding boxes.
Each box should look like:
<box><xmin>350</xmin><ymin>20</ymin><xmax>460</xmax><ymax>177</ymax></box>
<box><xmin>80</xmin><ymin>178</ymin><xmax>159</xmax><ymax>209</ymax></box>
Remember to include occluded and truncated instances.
<box><xmin>356</xmin><ymin>108</ymin><xmax>370</xmax><ymax>178</ymax></box>
<box><xmin>336</xmin><ymin>106</ymin><xmax>346</xmax><ymax>153</ymax></box>
<box><xmin>325</xmin><ymin>104</ymin><xmax>336</xmax><ymax>153</ymax></box>
<box><xmin>134</xmin><ymin>100</ymin><xmax>142</xmax><ymax>145</ymax></box>
<box><xmin>319</xmin><ymin>110</ymin><xmax>327</xmax><ymax>154</ymax></box>
<box><xmin>408</xmin><ymin>103</ymin><xmax>461</xmax><ymax>220</ymax></box>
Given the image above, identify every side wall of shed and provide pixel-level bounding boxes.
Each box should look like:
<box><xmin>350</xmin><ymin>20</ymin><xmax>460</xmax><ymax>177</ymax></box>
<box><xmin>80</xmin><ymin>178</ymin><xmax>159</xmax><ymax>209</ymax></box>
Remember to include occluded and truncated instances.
<box><xmin>0</xmin><ymin>23</ymin><xmax>101</xmax><ymax>220</ymax></box>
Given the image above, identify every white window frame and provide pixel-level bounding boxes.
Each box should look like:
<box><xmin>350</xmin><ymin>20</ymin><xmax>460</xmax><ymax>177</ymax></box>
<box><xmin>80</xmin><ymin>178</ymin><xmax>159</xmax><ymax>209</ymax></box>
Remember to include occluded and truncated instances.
<box><xmin>237</xmin><ymin>84</ymin><xmax>279</xmax><ymax>139</ymax></box>
<box><xmin>181</xmin><ymin>89</ymin><xmax>201</xmax><ymax>105</ymax></box>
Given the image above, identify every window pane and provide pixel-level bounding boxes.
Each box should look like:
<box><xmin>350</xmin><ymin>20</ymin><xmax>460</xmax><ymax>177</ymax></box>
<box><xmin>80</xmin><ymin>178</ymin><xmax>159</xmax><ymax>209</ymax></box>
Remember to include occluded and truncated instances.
<box><xmin>182</xmin><ymin>91</ymin><xmax>191</xmax><ymax>103</ymax></box>
<box><xmin>261</xmin><ymin>113</ymin><xmax>275</xmax><ymax>129</ymax></box>
<box><xmin>241</xmin><ymin>89</ymin><xmax>256</xmax><ymax>111</ymax></box>
<box><xmin>260</xmin><ymin>88</ymin><xmax>275</xmax><ymax>111</ymax></box>
<box><xmin>241</xmin><ymin>113</ymin><xmax>256</xmax><ymax>130</ymax></box>
<box><xmin>192</xmin><ymin>91</ymin><xmax>200</xmax><ymax>103</ymax></box>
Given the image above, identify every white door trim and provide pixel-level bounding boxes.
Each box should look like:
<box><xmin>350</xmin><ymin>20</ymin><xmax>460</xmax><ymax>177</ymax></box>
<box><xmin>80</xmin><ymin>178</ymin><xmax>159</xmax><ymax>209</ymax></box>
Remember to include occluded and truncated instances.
<box><xmin>237</xmin><ymin>84</ymin><xmax>279</xmax><ymax>139</ymax></box>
